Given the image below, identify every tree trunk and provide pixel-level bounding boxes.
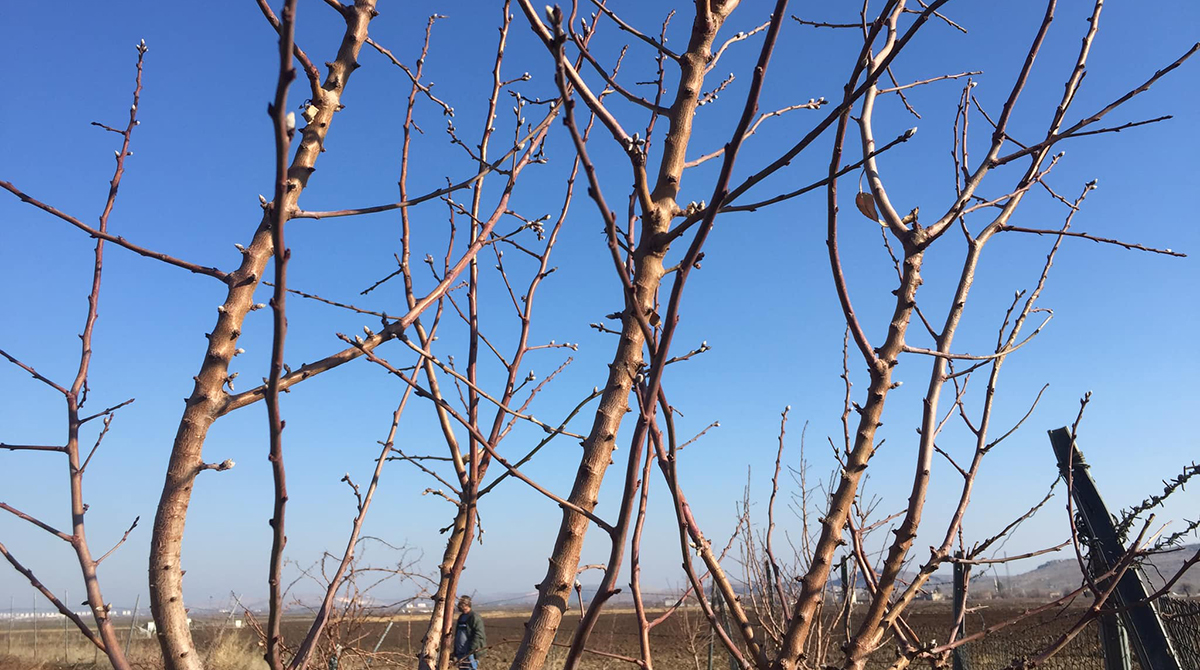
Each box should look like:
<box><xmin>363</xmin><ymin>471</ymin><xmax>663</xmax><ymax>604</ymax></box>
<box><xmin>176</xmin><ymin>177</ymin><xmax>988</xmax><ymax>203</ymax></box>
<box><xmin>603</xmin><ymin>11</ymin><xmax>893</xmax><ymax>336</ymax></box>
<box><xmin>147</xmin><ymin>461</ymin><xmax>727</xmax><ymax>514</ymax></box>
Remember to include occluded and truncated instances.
<box><xmin>773</xmin><ymin>243</ymin><xmax>924</xmax><ymax>670</ymax></box>
<box><xmin>507</xmin><ymin>6</ymin><xmax>729</xmax><ymax>668</ymax></box>
<box><xmin>418</xmin><ymin>507</ymin><xmax>468</xmax><ymax>670</ymax></box>
<box><xmin>148</xmin><ymin>5</ymin><xmax>378</xmax><ymax>669</ymax></box>
<box><xmin>506</xmin><ymin>254</ymin><xmax>662</xmax><ymax>670</ymax></box>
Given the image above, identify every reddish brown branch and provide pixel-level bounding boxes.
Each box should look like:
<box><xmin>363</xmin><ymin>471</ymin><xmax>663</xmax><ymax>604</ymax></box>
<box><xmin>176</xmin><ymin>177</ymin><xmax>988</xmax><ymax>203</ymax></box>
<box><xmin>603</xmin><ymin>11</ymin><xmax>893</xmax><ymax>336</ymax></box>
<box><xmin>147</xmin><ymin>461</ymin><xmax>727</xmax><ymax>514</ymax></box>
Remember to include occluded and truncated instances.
<box><xmin>254</xmin><ymin>0</ymin><xmax>321</xmax><ymax>97</ymax></box>
<box><xmin>364</xmin><ymin>35</ymin><xmax>455</xmax><ymax>116</ymax></box>
<box><xmin>629</xmin><ymin>439</ymin><xmax>656</xmax><ymax>670</ymax></box>
<box><xmin>0</xmin><ymin>540</ymin><xmax>108</xmax><ymax>651</ymax></box>
<box><xmin>287</xmin><ymin>371</ymin><xmax>421</xmax><ymax>670</ymax></box>
<box><xmin>79</xmin><ymin>398</ymin><xmax>135</xmax><ymax>425</ymax></box>
<box><xmin>992</xmin><ymin>43</ymin><xmax>1199</xmax><ymax>167</ymax></box>
<box><xmin>478</xmin><ymin>387</ymin><xmax>603</xmax><ymax>496</ymax></box>
<box><xmin>723</xmin><ymin>0</ymin><xmax>949</xmax><ymax>208</ymax></box>
<box><xmin>263</xmin><ymin>2</ymin><xmax>299</xmax><ymax>667</ymax></box>
<box><xmin>0</xmin><ymin>503</ymin><xmax>73</xmax><ymax>542</ymax></box>
<box><xmin>94</xmin><ymin>516</ymin><xmax>140</xmax><ymax>565</ymax></box>
<box><xmin>78</xmin><ymin>413</ymin><xmax>115</xmax><ymax>475</ymax></box>
<box><xmin>765</xmin><ymin>407</ymin><xmax>791</xmax><ymax>621</ymax></box>
<box><xmin>0</xmin><ymin>181</ymin><xmax>229</xmax><ymax>281</ymax></box>
<box><xmin>0</xmin><ymin>443</ymin><xmax>67</xmax><ymax>453</ymax></box>
<box><xmin>791</xmin><ymin>16</ymin><xmax>861</xmax><ymax>29</ymax></box>
<box><xmin>877</xmin><ymin>70</ymin><xmax>980</xmax><ymax>93</ymax></box>
<box><xmin>146</xmin><ymin>6</ymin><xmax>381</xmax><ymax>668</ymax></box>
<box><xmin>347</xmin><ymin>340</ymin><xmax>612</xmax><ymax>533</ymax></box>
<box><xmin>708</xmin><ymin>20</ymin><xmax>771</xmax><ymax>73</ymax></box>
<box><xmin>950</xmin><ymin>541</ymin><xmax>1068</xmax><ymax>565</ymax></box>
<box><xmin>998</xmin><ymin>225</ymin><xmax>1185</xmax><ymax>257</ymax></box>
<box><xmin>0</xmin><ymin>347</ymin><xmax>69</xmax><ymax>395</ymax></box>
<box><xmin>219</xmin><ymin>113</ymin><xmax>556</xmax><ymax>417</ymax></box>
<box><xmin>589</xmin><ymin>0</ymin><xmax>680</xmax><ymax>60</ymax></box>
<box><xmin>571</xmin><ymin>32</ymin><xmax>669</xmax><ymax>114</ymax></box>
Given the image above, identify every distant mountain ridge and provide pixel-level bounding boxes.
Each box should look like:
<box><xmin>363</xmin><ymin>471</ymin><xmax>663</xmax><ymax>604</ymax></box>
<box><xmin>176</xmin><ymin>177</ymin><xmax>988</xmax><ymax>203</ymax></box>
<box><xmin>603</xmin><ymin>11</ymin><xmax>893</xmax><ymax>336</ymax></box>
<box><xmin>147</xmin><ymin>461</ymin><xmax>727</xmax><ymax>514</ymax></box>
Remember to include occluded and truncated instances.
<box><xmin>998</xmin><ymin>543</ymin><xmax>1199</xmax><ymax>597</ymax></box>
<box><xmin>132</xmin><ymin>545</ymin><xmax>1199</xmax><ymax>616</ymax></box>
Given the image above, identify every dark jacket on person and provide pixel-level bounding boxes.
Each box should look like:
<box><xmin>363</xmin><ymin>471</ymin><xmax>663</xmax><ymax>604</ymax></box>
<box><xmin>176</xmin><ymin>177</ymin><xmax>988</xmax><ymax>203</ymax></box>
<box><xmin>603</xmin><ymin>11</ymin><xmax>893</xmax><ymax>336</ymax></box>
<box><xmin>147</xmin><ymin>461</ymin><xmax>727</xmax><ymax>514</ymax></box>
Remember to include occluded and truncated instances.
<box><xmin>454</xmin><ymin>610</ymin><xmax>486</xmax><ymax>659</ymax></box>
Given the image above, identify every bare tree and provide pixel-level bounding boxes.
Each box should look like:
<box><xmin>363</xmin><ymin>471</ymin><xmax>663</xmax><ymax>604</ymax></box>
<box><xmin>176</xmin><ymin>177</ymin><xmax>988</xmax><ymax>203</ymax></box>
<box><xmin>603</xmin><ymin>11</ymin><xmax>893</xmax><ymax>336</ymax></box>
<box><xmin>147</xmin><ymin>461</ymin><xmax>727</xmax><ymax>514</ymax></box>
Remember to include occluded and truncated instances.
<box><xmin>271</xmin><ymin>537</ymin><xmax>430</xmax><ymax>669</ymax></box>
<box><xmin>1</xmin><ymin>42</ymin><xmax>150</xmax><ymax>670</ymax></box>
<box><xmin>3</xmin><ymin>2</ymin><xmax>1197</xmax><ymax>670</ymax></box>
<box><xmin>143</xmin><ymin>1</ymin><xmax>570</xmax><ymax>668</ymax></box>
<box><xmin>502</xmin><ymin>2</ymin><xmax>1197</xmax><ymax>670</ymax></box>
<box><xmin>5</xmin><ymin>2</ymin><xmax>566</xmax><ymax>669</ymax></box>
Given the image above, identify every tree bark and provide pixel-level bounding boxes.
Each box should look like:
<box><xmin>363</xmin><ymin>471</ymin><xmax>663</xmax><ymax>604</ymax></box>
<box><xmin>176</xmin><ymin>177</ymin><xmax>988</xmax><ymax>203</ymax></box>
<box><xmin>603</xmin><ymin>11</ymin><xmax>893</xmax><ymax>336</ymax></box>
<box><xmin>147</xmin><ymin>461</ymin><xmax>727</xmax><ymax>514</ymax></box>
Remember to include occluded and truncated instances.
<box><xmin>418</xmin><ymin>508</ymin><xmax>468</xmax><ymax>670</ymax></box>
<box><xmin>506</xmin><ymin>259</ymin><xmax>662</xmax><ymax>670</ymax></box>
<box><xmin>148</xmin><ymin>5</ymin><xmax>378</xmax><ymax>669</ymax></box>
<box><xmin>68</xmin><ymin>398</ymin><xmax>132</xmax><ymax>670</ymax></box>
<box><xmin>772</xmin><ymin>243</ymin><xmax>924</xmax><ymax>670</ymax></box>
<box><xmin>508</xmin><ymin>5</ymin><xmax>733</xmax><ymax>668</ymax></box>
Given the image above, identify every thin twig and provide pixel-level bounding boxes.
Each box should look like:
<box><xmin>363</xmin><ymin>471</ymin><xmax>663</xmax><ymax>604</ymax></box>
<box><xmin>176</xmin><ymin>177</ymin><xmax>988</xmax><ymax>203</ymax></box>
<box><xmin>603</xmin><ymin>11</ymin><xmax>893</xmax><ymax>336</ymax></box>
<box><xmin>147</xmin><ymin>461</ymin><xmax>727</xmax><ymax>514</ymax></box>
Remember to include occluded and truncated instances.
<box><xmin>0</xmin><ymin>181</ymin><xmax>229</xmax><ymax>282</ymax></box>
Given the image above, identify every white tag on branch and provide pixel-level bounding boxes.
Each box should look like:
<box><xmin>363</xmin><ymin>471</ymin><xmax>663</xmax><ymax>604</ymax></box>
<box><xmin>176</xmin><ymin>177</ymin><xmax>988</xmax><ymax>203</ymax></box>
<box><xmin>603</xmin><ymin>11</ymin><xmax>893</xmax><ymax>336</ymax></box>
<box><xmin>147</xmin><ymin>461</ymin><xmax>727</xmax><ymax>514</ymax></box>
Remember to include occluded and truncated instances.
<box><xmin>855</xmin><ymin>191</ymin><xmax>882</xmax><ymax>226</ymax></box>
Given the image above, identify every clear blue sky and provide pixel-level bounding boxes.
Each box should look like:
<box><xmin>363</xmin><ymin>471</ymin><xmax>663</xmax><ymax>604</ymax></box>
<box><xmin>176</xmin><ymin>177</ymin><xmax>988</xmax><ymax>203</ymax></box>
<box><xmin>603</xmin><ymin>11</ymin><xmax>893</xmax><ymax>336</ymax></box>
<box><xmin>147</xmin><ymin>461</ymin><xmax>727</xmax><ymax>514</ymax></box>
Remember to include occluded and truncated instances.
<box><xmin>2</xmin><ymin>1</ymin><xmax>1197</xmax><ymax>612</ymax></box>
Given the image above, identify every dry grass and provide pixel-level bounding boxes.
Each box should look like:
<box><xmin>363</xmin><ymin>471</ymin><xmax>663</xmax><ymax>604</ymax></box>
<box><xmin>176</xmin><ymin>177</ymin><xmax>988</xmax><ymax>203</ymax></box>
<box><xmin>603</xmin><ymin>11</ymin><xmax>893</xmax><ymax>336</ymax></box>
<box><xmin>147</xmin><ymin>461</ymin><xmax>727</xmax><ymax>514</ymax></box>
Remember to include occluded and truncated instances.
<box><xmin>203</xmin><ymin>634</ymin><xmax>262</xmax><ymax>670</ymax></box>
<box><xmin>0</xmin><ymin>626</ymin><xmax>266</xmax><ymax>670</ymax></box>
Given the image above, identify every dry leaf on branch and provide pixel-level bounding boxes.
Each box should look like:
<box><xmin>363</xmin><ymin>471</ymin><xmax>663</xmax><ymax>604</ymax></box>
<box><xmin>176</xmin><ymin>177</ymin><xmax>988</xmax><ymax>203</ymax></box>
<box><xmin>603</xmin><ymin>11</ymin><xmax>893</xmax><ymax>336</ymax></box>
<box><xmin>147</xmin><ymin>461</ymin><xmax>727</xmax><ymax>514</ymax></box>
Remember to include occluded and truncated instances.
<box><xmin>855</xmin><ymin>191</ymin><xmax>882</xmax><ymax>225</ymax></box>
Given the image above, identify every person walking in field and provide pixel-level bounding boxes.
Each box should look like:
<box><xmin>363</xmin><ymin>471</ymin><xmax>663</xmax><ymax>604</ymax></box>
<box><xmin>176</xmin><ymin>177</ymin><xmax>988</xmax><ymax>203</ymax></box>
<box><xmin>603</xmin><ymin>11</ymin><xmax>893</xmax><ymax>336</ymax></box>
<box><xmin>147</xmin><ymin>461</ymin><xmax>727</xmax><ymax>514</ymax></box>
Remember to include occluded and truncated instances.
<box><xmin>452</xmin><ymin>595</ymin><xmax>486</xmax><ymax>670</ymax></box>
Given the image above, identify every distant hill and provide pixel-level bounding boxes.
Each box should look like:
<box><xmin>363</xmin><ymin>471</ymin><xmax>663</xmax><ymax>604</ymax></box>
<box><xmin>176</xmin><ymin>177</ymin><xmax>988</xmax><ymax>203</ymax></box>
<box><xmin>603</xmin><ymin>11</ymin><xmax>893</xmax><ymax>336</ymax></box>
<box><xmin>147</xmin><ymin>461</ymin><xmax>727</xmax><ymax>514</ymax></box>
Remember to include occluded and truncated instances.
<box><xmin>221</xmin><ymin>545</ymin><xmax>1198</xmax><ymax>615</ymax></box>
<box><xmin>993</xmin><ymin>544</ymin><xmax>1200</xmax><ymax>598</ymax></box>
<box><xmin>469</xmin><ymin>547</ymin><xmax>1200</xmax><ymax>610</ymax></box>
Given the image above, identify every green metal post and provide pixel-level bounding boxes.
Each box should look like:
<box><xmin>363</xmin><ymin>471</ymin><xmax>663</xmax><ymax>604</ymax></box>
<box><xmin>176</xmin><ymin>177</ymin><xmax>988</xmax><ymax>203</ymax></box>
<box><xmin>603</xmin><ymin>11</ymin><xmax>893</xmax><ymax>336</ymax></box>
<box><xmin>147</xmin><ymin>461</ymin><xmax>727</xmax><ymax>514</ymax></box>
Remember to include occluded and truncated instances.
<box><xmin>952</xmin><ymin>552</ymin><xmax>969</xmax><ymax>670</ymax></box>
<box><xmin>1049</xmin><ymin>427</ymin><xmax>1180</xmax><ymax>670</ymax></box>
